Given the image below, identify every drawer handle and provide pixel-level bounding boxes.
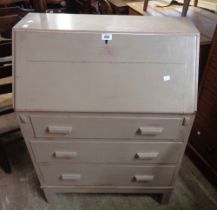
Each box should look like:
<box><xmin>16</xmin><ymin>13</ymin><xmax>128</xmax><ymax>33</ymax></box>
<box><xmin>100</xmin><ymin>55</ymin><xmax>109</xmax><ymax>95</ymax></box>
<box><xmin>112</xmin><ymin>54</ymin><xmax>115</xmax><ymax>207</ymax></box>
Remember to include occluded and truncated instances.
<box><xmin>135</xmin><ymin>152</ymin><xmax>159</xmax><ymax>160</ymax></box>
<box><xmin>137</xmin><ymin>127</ymin><xmax>163</xmax><ymax>135</ymax></box>
<box><xmin>133</xmin><ymin>175</ymin><xmax>154</xmax><ymax>182</ymax></box>
<box><xmin>47</xmin><ymin>125</ymin><xmax>72</xmax><ymax>135</ymax></box>
<box><xmin>60</xmin><ymin>174</ymin><xmax>81</xmax><ymax>181</ymax></box>
<box><xmin>53</xmin><ymin>151</ymin><xmax>77</xmax><ymax>159</ymax></box>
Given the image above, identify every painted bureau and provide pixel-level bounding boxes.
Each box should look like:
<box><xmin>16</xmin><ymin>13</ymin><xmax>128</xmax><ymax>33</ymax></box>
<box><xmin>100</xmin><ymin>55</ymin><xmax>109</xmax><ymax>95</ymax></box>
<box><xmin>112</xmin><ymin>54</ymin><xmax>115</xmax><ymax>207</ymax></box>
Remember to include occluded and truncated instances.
<box><xmin>13</xmin><ymin>13</ymin><xmax>199</xmax><ymax>204</ymax></box>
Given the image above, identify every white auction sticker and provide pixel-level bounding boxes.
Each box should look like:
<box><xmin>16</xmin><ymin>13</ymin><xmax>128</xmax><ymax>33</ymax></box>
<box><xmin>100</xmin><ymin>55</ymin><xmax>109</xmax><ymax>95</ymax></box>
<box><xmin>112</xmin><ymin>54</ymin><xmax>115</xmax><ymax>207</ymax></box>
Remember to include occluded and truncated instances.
<box><xmin>163</xmin><ymin>75</ymin><xmax>171</xmax><ymax>81</ymax></box>
<box><xmin>101</xmin><ymin>33</ymin><xmax>112</xmax><ymax>41</ymax></box>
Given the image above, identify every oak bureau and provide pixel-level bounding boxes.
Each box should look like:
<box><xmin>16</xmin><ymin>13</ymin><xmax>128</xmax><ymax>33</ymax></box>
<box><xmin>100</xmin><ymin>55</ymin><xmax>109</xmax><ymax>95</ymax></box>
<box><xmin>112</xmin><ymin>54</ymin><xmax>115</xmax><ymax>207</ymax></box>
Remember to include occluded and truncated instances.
<box><xmin>13</xmin><ymin>13</ymin><xmax>199</xmax><ymax>204</ymax></box>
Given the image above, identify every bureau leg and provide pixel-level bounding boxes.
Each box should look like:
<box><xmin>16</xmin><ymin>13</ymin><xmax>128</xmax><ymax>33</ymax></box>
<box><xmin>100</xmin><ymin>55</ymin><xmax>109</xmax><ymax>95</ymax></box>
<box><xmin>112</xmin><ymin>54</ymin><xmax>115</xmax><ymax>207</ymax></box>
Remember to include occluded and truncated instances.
<box><xmin>43</xmin><ymin>189</ymin><xmax>56</xmax><ymax>203</ymax></box>
<box><xmin>160</xmin><ymin>191</ymin><xmax>173</xmax><ymax>204</ymax></box>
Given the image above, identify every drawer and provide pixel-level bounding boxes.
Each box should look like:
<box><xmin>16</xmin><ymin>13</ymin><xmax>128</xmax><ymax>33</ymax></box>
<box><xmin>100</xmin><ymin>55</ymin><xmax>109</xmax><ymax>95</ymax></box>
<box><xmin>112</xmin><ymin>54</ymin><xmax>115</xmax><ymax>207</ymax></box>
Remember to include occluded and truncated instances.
<box><xmin>31</xmin><ymin>140</ymin><xmax>183</xmax><ymax>164</ymax></box>
<box><xmin>39</xmin><ymin>163</ymin><xmax>175</xmax><ymax>186</ymax></box>
<box><xmin>30</xmin><ymin>115</ymin><xmax>183</xmax><ymax>140</ymax></box>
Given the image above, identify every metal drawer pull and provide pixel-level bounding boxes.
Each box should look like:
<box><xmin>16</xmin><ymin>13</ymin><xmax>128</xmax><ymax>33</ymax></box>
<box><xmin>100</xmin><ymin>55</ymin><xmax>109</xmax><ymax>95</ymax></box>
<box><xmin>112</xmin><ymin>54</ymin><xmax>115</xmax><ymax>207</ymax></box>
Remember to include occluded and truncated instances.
<box><xmin>60</xmin><ymin>174</ymin><xmax>81</xmax><ymax>181</ymax></box>
<box><xmin>53</xmin><ymin>151</ymin><xmax>77</xmax><ymax>159</ymax></box>
<box><xmin>47</xmin><ymin>125</ymin><xmax>72</xmax><ymax>135</ymax></box>
<box><xmin>137</xmin><ymin>127</ymin><xmax>163</xmax><ymax>135</ymax></box>
<box><xmin>134</xmin><ymin>175</ymin><xmax>154</xmax><ymax>182</ymax></box>
<box><xmin>135</xmin><ymin>152</ymin><xmax>159</xmax><ymax>160</ymax></box>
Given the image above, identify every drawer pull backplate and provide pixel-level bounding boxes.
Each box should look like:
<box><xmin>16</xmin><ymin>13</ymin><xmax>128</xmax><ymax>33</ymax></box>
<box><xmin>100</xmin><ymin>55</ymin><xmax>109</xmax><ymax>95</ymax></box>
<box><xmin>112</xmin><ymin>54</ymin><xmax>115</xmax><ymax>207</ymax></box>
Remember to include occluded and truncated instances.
<box><xmin>47</xmin><ymin>125</ymin><xmax>72</xmax><ymax>135</ymax></box>
<box><xmin>137</xmin><ymin>127</ymin><xmax>163</xmax><ymax>135</ymax></box>
<box><xmin>60</xmin><ymin>174</ymin><xmax>81</xmax><ymax>181</ymax></box>
<box><xmin>135</xmin><ymin>152</ymin><xmax>159</xmax><ymax>160</ymax></box>
<box><xmin>133</xmin><ymin>175</ymin><xmax>154</xmax><ymax>182</ymax></box>
<box><xmin>53</xmin><ymin>151</ymin><xmax>77</xmax><ymax>159</ymax></box>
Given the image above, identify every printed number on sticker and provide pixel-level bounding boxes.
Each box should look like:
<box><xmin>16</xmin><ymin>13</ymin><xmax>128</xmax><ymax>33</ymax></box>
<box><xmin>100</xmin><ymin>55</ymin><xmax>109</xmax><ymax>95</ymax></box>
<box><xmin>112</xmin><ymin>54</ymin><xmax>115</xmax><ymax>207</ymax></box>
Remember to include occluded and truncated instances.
<box><xmin>101</xmin><ymin>33</ymin><xmax>112</xmax><ymax>41</ymax></box>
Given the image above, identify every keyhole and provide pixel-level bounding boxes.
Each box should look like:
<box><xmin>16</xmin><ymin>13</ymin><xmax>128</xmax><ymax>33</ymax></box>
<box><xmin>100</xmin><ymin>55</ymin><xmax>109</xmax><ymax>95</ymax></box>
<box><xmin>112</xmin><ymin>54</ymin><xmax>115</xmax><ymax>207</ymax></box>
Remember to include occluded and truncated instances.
<box><xmin>105</xmin><ymin>40</ymin><xmax>108</xmax><ymax>44</ymax></box>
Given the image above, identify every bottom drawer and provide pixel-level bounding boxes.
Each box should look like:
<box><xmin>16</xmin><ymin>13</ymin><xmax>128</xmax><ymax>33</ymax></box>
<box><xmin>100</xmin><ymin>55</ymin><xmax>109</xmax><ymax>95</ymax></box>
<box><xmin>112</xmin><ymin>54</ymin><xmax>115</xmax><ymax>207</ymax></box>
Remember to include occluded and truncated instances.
<box><xmin>39</xmin><ymin>164</ymin><xmax>175</xmax><ymax>187</ymax></box>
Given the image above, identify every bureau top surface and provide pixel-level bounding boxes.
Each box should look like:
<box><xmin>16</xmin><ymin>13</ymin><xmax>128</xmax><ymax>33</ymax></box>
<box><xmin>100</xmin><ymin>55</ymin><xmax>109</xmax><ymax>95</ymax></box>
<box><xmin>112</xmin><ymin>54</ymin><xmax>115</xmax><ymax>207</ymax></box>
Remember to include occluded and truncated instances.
<box><xmin>14</xmin><ymin>13</ymin><xmax>199</xmax><ymax>35</ymax></box>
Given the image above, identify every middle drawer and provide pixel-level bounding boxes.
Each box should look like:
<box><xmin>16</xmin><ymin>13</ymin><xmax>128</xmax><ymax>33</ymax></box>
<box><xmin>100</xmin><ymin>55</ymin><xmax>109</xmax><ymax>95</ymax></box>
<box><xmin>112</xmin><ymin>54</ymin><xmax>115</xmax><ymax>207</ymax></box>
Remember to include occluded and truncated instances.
<box><xmin>31</xmin><ymin>140</ymin><xmax>183</xmax><ymax>164</ymax></box>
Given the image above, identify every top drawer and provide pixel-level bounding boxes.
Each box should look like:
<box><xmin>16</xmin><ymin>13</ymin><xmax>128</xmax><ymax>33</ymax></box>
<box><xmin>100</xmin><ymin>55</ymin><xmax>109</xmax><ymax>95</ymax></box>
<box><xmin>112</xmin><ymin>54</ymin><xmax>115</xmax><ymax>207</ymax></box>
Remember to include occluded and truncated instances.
<box><xmin>30</xmin><ymin>115</ymin><xmax>183</xmax><ymax>140</ymax></box>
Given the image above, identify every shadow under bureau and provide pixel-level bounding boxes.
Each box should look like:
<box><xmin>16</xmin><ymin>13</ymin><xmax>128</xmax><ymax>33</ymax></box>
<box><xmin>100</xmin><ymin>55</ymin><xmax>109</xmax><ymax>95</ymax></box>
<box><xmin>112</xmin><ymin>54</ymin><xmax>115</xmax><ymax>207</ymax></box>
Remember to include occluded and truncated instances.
<box><xmin>13</xmin><ymin>13</ymin><xmax>199</xmax><ymax>204</ymax></box>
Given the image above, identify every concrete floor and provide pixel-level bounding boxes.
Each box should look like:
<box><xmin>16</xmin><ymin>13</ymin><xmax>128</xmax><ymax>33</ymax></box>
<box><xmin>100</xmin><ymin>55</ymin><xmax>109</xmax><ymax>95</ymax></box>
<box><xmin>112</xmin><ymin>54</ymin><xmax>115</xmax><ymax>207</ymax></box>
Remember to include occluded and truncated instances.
<box><xmin>0</xmin><ymin>137</ymin><xmax>217</xmax><ymax>210</ymax></box>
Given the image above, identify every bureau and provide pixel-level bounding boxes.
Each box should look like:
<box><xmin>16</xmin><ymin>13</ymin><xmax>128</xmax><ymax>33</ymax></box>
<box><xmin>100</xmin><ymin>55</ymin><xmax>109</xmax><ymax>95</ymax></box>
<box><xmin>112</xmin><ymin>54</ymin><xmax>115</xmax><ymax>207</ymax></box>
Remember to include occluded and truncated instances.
<box><xmin>13</xmin><ymin>13</ymin><xmax>199</xmax><ymax>204</ymax></box>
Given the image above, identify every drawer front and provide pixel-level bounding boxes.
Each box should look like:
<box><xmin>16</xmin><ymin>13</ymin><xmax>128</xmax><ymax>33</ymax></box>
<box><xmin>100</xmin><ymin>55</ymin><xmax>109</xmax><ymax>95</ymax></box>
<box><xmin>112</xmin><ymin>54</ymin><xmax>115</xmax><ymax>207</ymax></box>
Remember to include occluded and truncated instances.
<box><xmin>31</xmin><ymin>140</ymin><xmax>183</xmax><ymax>164</ymax></box>
<box><xmin>39</xmin><ymin>164</ymin><xmax>175</xmax><ymax>186</ymax></box>
<box><xmin>30</xmin><ymin>115</ymin><xmax>183</xmax><ymax>140</ymax></box>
